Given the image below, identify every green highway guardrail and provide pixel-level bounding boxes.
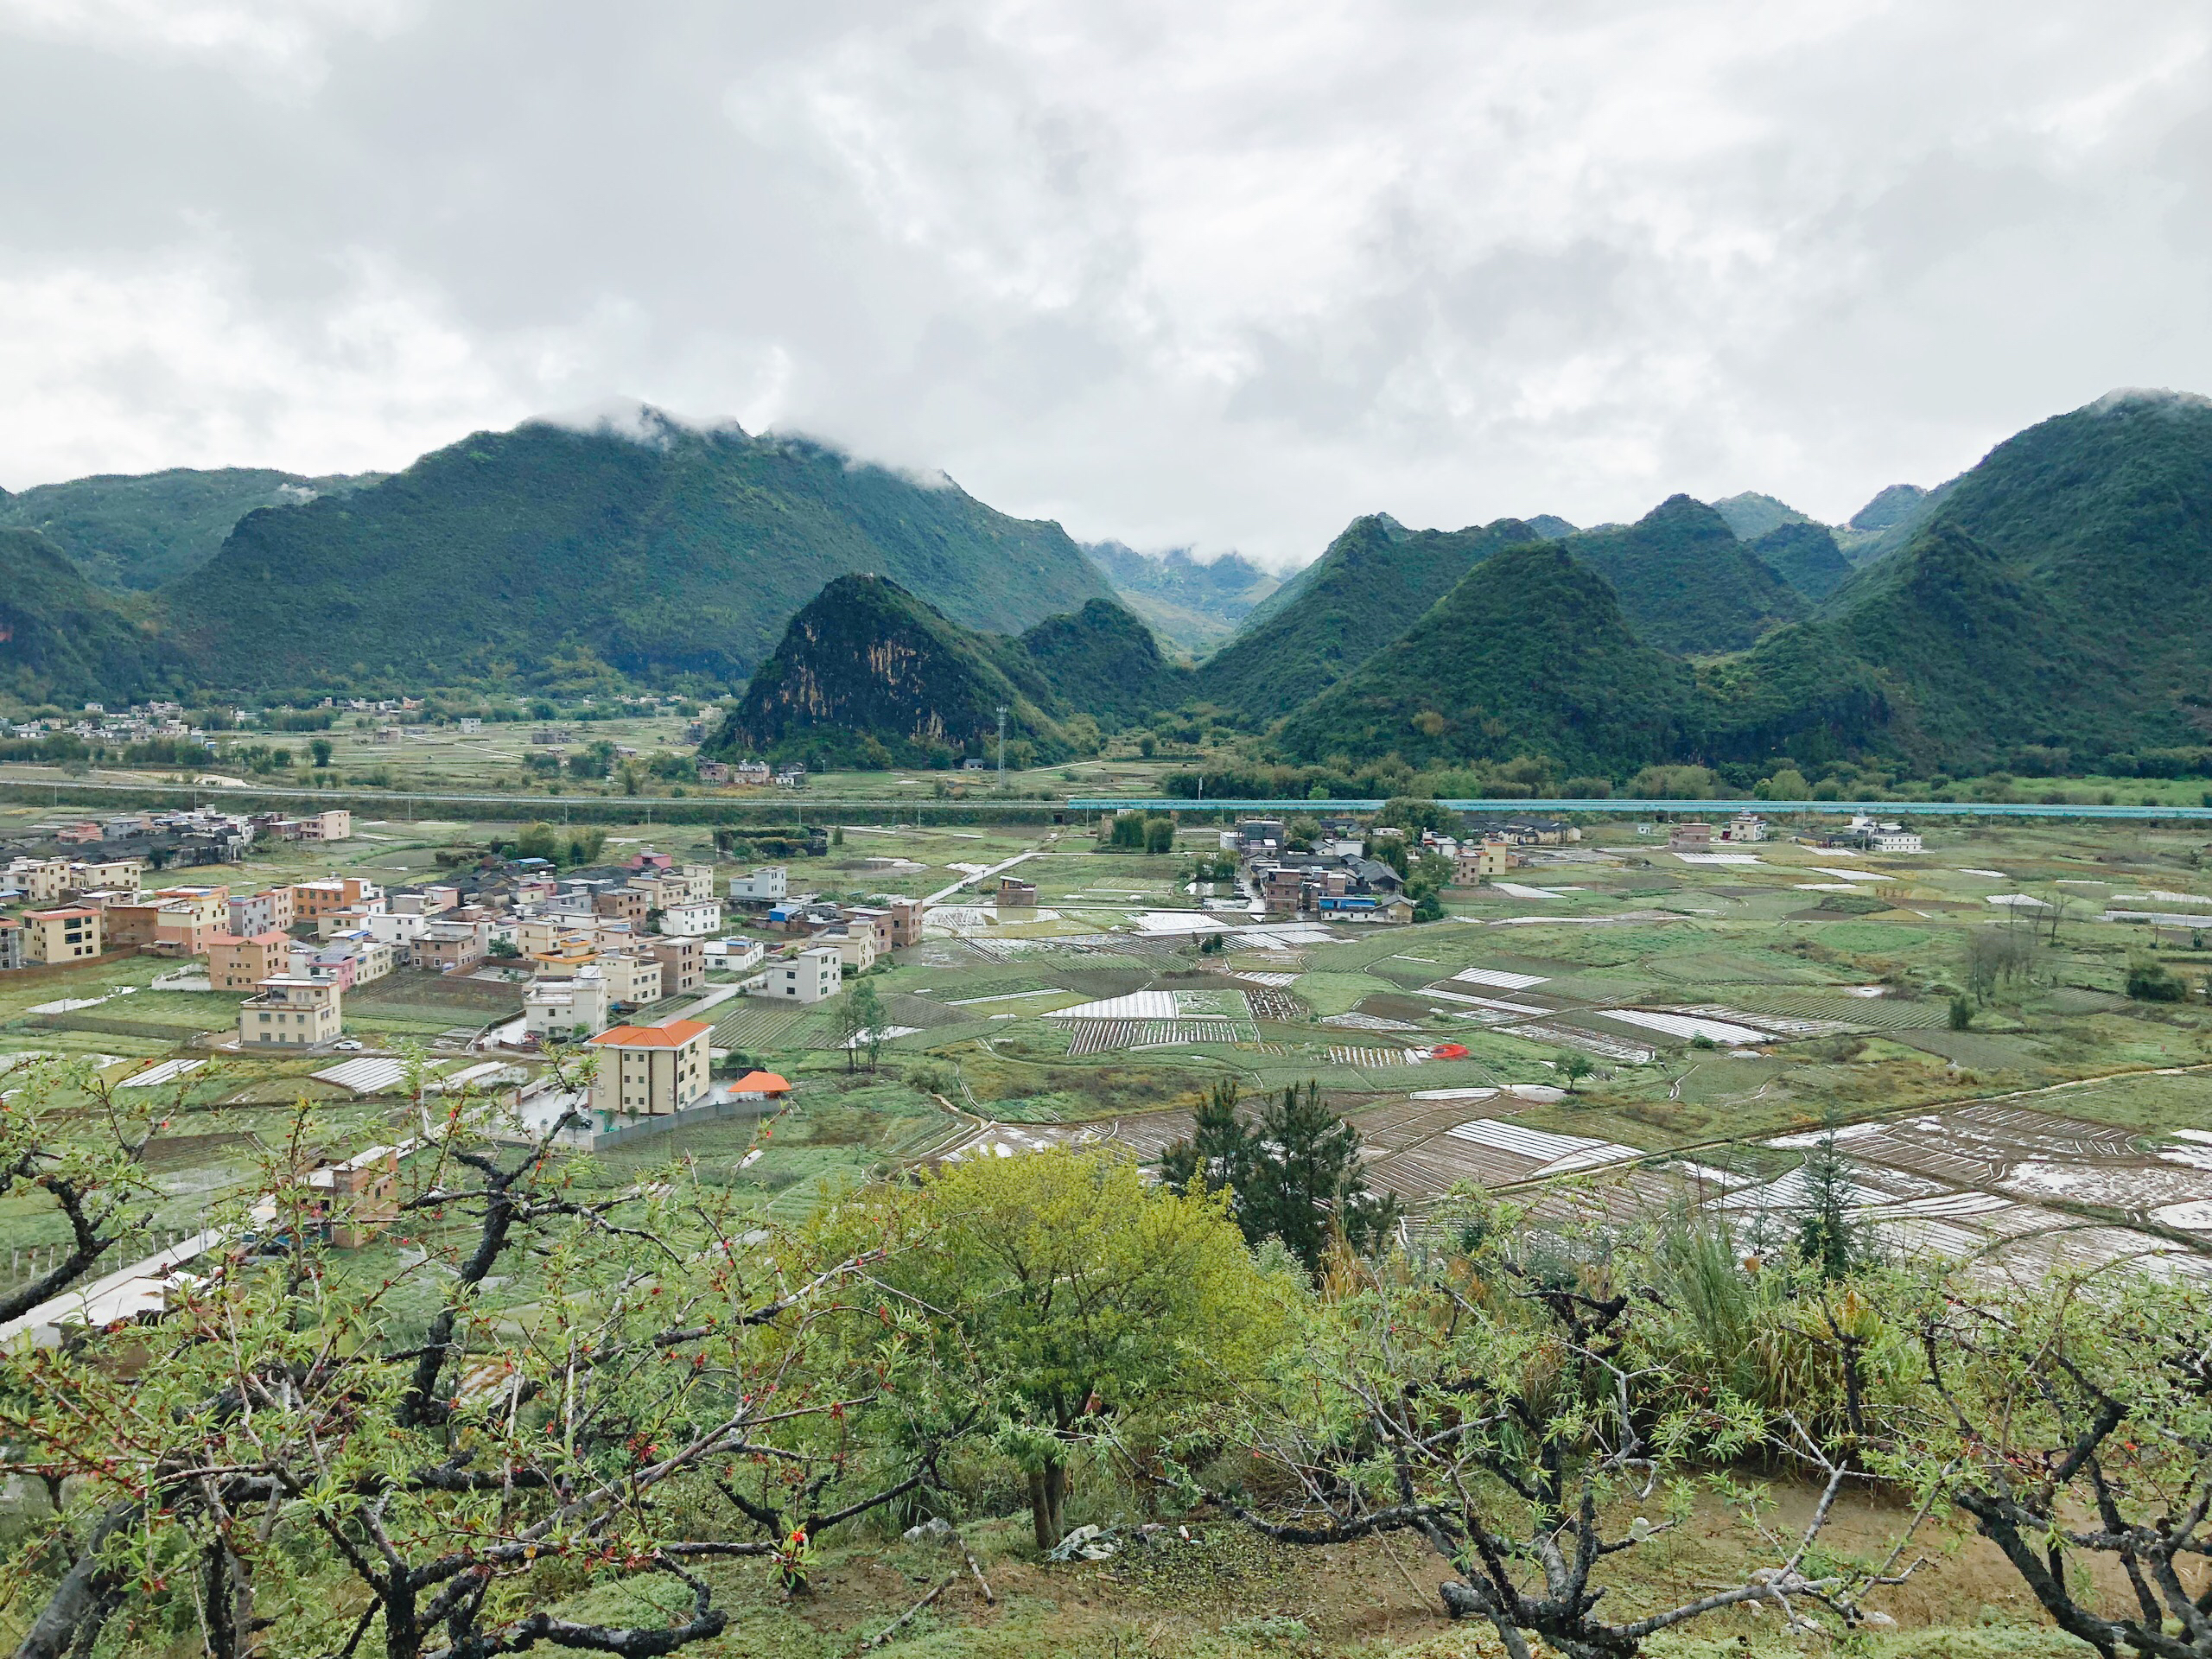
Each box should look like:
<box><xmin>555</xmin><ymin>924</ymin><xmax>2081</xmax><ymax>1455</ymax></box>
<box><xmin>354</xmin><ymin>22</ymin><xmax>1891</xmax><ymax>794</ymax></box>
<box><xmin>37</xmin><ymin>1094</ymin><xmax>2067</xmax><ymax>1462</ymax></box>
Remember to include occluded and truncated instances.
<box><xmin>1069</xmin><ymin>797</ymin><xmax>2212</xmax><ymax>820</ymax></box>
<box><xmin>1</xmin><ymin>772</ymin><xmax>2207</xmax><ymax>823</ymax></box>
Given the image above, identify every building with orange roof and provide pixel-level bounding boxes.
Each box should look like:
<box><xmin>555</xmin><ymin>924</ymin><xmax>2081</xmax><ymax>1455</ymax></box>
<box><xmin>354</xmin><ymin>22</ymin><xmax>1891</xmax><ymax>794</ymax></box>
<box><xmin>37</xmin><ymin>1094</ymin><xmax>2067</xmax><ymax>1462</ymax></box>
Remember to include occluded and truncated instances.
<box><xmin>584</xmin><ymin>1017</ymin><xmax>712</xmax><ymax>1119</ymax></box>
<box><xmin>728</xmin><ymin>1071</ymin><xmax>791</xmax><ymax>1100</ymax></box>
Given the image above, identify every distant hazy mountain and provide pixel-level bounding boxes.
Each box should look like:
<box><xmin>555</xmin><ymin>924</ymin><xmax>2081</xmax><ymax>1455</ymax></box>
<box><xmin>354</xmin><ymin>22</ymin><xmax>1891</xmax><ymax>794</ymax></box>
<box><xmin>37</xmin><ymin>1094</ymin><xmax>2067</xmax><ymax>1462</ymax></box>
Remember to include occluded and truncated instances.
<box><xmin>158</xmin><ymin>411</ymin><xmax>1112</xmax><ymax>695</ymax></box>
<box><xmin>1848</xmin><ymin>483</ymin><xmax>1929</xmax><ymax>531</ymax></box>
<box><xmin>1709</xmin><ymin>491</ymin><xmax>1816</xmax><ymax>542</ymax></box>
<box><xmin>1082</xmin><ymin>541</ymin><xmax>1278</xmax><ymax>653</ymax></box>
<box><xmin>0</xmin><ymin>467</ymin><xmax>382</xmax><ymax>591</ymax></box>
<box><xmin>1834</xmin><ymin>479</ymin><xmax>1951</xmax><ymax>566</ymax></box>
<box><xmin>1746</xmin><ymin>522</ymin><xmax>1855</xmax><ymax>603</ymax></box>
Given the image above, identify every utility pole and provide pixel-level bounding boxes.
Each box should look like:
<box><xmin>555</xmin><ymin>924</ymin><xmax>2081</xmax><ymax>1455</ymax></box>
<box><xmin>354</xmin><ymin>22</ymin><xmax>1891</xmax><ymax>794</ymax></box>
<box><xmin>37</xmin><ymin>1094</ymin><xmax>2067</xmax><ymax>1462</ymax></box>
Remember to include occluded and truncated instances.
<box><xmin>995</xmin><ymin>705</ymin><xmax>1008</xmax><ymax>790</ymax></box>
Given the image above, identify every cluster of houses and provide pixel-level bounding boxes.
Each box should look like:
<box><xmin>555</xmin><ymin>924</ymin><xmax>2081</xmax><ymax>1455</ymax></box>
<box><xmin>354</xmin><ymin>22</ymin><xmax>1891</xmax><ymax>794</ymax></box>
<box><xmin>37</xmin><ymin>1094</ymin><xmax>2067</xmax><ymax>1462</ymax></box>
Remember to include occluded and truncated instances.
<box><xmin>1659</xmin><ymin>811</ymin><xmax>1923</xmax><ymax>855</ymax></box>
<box><xmin>6</xmin><ymin>805</ymin><xmax>263</xmax><ymax>874</ymax></box>
<box><xmin>1222</xmin><ymin>819</ymin><xmax>1412</xmax><ymax>923</ymax></box>
<box><xmin>3</xmin><ymin>700</ymin><xmax>207</xmax><ymax>747</ymax></box>
<box><xmin>1214</xmin><ymin>814</ymin><xmax>1587</xmax><ymax>923</ymax></box>
<box><xmin>512</xmin><ymin>853</ymin><xmax>740</xmax><ymax>1040</ymax></box>
<box><xmin>1665</xmin><ymin>813</ymin><xmax>1771</xmax><ymax>852</ymax></box>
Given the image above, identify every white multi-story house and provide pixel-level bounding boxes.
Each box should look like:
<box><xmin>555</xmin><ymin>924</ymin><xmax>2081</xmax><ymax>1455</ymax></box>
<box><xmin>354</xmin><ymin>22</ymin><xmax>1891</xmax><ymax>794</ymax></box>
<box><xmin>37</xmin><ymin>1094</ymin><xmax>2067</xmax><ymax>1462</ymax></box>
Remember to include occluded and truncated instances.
<box><xmin>658</xmin><ymin>899</ymin><xmax>722</xmax><ymax>938</ymax></box>
<box><xmin>525</xmin><ymin>967</ymin><xmax>611</xmax><ymax>1039</ymax></box>
<box><xmin>760</xmin><ymin>946</ymin><xmax>842</xmax><ymax>1003</ymax></box>
<box><xmin>727</xmin><ymin>867</ymin><xmax>787</xmax><ymax>904</ymax></box>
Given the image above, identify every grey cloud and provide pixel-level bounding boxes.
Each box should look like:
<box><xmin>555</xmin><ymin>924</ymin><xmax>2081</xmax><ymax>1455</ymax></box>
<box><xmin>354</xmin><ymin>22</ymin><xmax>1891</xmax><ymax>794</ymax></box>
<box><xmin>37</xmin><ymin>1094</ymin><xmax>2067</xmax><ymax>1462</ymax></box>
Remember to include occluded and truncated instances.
<box><xmin>1</xmin><ymin>0</ymin><xmax>2209</xmax><ymax>566</ymax></box>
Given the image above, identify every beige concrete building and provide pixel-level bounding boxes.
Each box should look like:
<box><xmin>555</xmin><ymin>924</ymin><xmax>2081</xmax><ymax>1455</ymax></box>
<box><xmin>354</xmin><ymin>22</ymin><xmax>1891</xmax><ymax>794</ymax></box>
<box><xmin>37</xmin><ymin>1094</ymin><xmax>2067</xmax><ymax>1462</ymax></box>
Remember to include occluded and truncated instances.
<box><xmin>239</xmin><ymin>976</ymin><xmax>342</xmax><ymax>1047</ymax></box>
<box><xmin>207</xmin><ymin>930</ymin><xmax>291</xmax><ymax>991</ymax></box>
<box><xmin>585</xmin><ymin>1018</ymin><xmax>712</xmax><ymax>1118</ymax></box>
<box><xmin>1453</xmin><ymin>840</ymin><xmax>1518</xmax><ymax>883</ymax></box>
<box><xmin>22</xmin><ymin>908</ymin><xmax>102</xmax><ymax>963</ymax></box>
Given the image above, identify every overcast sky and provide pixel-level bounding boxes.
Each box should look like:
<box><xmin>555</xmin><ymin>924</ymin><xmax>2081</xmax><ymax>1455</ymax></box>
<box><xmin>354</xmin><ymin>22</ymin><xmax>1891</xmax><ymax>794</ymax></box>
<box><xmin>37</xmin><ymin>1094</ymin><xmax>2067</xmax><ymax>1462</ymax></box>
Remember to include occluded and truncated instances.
<box><xmin>2</xmin><ymin>0</ymin><xmax>2208</xmax><ymax>566</ymax></box>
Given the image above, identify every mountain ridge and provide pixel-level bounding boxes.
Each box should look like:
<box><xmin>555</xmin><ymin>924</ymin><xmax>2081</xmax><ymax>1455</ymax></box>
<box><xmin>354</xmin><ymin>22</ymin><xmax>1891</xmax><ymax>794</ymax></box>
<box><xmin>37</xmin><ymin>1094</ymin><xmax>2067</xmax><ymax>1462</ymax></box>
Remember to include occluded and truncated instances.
<box><xmin>157</xmin><ymin>412</ymin><xmax>1113</xmax><ymax>696</ymax></box>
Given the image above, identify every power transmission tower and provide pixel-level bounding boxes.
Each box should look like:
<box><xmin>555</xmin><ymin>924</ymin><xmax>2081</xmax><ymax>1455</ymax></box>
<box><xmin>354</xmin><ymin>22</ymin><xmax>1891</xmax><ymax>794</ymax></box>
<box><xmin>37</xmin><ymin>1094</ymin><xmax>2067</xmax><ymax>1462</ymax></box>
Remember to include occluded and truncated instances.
<box><xmin>996</xmin><ymin>704</ymin><xmax>1008</xmax><ymax>789</ymax></box>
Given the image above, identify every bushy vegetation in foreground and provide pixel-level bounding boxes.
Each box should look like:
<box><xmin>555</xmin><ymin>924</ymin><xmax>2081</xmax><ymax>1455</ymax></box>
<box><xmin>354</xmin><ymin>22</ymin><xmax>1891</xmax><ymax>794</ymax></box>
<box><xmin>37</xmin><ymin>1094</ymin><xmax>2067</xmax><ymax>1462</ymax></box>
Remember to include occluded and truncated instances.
<box><xmin>2</xmin><ymin>1048</ymin><xmax>2207</xmax><ymax>1658</ymax></box>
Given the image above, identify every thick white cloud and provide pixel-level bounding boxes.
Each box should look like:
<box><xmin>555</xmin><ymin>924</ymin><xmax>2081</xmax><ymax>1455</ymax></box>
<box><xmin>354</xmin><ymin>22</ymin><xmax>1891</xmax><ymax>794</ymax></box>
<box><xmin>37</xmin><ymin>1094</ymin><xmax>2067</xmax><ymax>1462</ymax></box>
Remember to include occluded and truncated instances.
<box><xmin>0</xmin><ymin>0</ymin><xmax>2207</xmax><ymax>565</ymax></box>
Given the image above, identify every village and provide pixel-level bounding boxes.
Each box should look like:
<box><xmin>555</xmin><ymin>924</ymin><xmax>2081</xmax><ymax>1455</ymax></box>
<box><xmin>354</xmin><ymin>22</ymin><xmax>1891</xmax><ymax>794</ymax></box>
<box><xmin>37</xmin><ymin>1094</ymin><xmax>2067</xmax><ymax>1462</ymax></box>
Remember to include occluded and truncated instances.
<box><xmin>1</xmin><ymin>776</ymin><xmax>2209</xmax><ymax>1317</ymax></box>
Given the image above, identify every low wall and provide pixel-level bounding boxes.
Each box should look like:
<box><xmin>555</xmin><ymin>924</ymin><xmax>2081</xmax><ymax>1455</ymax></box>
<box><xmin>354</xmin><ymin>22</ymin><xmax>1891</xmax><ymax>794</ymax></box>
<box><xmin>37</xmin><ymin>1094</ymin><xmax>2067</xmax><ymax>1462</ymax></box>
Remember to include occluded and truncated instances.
<box><xmin>0</xmin><ymin>947</ymin><xmax>149</xmax><ymax>984</ymax></box>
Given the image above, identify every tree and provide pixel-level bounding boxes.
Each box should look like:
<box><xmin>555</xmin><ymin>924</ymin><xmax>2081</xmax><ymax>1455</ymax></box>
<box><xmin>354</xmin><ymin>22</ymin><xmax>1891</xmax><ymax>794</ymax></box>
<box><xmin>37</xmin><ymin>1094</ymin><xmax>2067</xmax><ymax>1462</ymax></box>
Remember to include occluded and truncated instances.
<box><xmin>567</xmin><ymin>738</ymin><xmax>617</xmax><ymax>780</ymax></box>
<box><xmin>1142</xmin><ymin>816</ymin><xmax>1175</xmax><ymax>854</ymax></box>
<box><xmin>844</xmin><ymin>978</ymin><xmax>886</xmax><ymax>1071</ymax></box>
<box><xmin>1557</xmin><ymin>1050</ymin><xmax>1594</xmax><ymax>1092</ymax></box>
<box><xmin>1207</xmin><ymin>1218</ymin><xmax>1909</xmax><ymax>1654</ymax></box>
<box><xmin>1948</xmin><ymin>993</ymin><xmax>1974</xmax><ymax>1030</ymax></box>
<box><xmin>513</xmin><ymin>821</ymin><xmax>559</xmax><ymax>862</ymax></box>
<box><xmin>887</xmin><ymin>1149</ymin><xmax>1279</xmax><ymax>1551</ymax></box>
<box><xmin>2126</xmin><ymin>951</ymin><xmax>2188</xmax><ymax>1001</ymax></box>
<box><xmin>308</xmin><ymin>737</ymin><xmax>334</xmax><ymax>768</ymax></box>
<box><xmin>1158</xmin><ymin>1078</ymin><xmax>1252</xmax><ymax>1199</ymax></box>
<box><xmin>1165</xmin><ymin>1081</ymin><xmax>1399</xmax><ymax>1274</ymax></box>
<box><xmin>0</xmin><ymin>1085</ymin><xmax>938</xmax><ymax>1659</ymax></box>
<box><xmin>1912</xmin><ymin>1271</ymin><xmax>2212</xmax><ymax>1658</ymax></box>
<box><xmin>1375</xmin><ymin>796</ymin><xmax>1455</xmax><ymax>836</ymax></box>
<box><xmin>1791</xmin><ymin>1121</ymin><xmax>1861</xmax><ymax>1281</ymax></box>
<box><xmin>1963</xmin><ymin>922</ymin><xmax>2040</xmax><ymax>1002</ymax></box>
<box><xmin>0</xmin><ymin>1058</ymin><xmax>183</xmax><ymax>1324</ymax></box>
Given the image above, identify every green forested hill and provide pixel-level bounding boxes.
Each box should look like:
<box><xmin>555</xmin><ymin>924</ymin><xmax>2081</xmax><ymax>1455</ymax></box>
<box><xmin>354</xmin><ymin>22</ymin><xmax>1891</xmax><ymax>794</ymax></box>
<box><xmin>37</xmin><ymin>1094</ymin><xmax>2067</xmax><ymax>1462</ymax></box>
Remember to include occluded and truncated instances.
<box><xmin>0</xmin><ymin>467</ymin><xmax>380</xmax><ymax>591</ymax></box>
<box><xmin>157</xmin><ymin>412</ymin><xmax>1111</xmax><ymax>694</ymax></box>
<box><xmin>1016</xmin><ymin>598</ymin><xmax>1191</xmax><ymax>724</ymax></box>
<box><xmin>704</xmin><ymin>575</ymin><xmax>1071</xmax><ymax>767</ymax></box>
<box><xmin>1277</xmin><ymin>542</ymin><xmax>1694</xmax><ymax>773</ymax></box>
<box><xmin>1567</xmin><ymin>496</ymin><xmax>1806</xmax><ymax>654</ymax></box>
<box><xmin>1195</xmin><ymin>516</ymin><xmax>1537</xmax><ymax>720</ymax></box>
<box><xmin>0</xmin><ymin>528</ymin><xmax>188</xmax><ymax>705</ymax></box>
<box><xmin>1705</xmin><ymin>392</ymin><xmax>2212</xmax><ymax>773</ymax></box>
<box><xmin>1748</xmin><ymin>522</ymin><xmax>1854</xmax><ymax>601</ymax></box>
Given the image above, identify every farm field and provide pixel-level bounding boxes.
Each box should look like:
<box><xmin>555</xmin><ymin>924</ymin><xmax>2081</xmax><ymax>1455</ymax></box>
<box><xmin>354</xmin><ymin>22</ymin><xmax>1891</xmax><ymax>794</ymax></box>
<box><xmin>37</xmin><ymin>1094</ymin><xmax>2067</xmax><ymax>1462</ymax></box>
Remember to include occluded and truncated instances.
<box><xmin>8</xmin><ymin>805</ymin><xmax>2212</xmax><ymax>1284</ymax></box>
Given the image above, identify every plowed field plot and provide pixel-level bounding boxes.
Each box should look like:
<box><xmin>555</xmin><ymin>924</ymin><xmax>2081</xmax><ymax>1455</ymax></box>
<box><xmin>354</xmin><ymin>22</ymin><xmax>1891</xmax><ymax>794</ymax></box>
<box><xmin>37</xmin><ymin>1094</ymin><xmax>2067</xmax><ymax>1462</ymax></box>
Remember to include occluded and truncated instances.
<box><xmin>710</xmin><ymin>1002</ymin><xmax>807</xmax><ymax>1048</ymax></box>
<box><xmin>1716</xmin><ymin>1103</ymin><xmax>2212</xmax><ymax>1280</ymax></box>
<box><xmin>926</xmin><ymin>976</ymin><xmax>1058</xmax><ymax>1002</ymax></box>
<box><xmin>1326</xmin><ymin>1045</ymin><xmax>1413</xmax><ymax>1068</ymax></box>
<box><xmin>1495</xmin><ymin>1021</ymin><xmax>1655</xmax><ymax>1064</ymax></box>
<box><xmin>1242</xmin><ymin>987</ymin><xmax>1305</xmax><ymax>1021</ymax></box>
<box><xmin>1721</xmin><ymin>988</ymin><xmax>1950</xmax><ymax>1028</ymax></box>
<box><xmin>1360</xmin><ymin>1118</ymin><xmax>1741</xmax><ymax>1210</ymax></box>
<box><xmin>1063</xmin><ymin>1019</ymin><xmax>1258</xmax><ymax>1055</ymax></box>
<box><xmin>882</xmin><ymin>993</ymin><xmax>980</xmax><ymax>1029</ymax></box>
<box><xmin>1325</xmin><ymin>1012</ymin><xmax>1419</xmax><ymax>1033</ymax></box>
